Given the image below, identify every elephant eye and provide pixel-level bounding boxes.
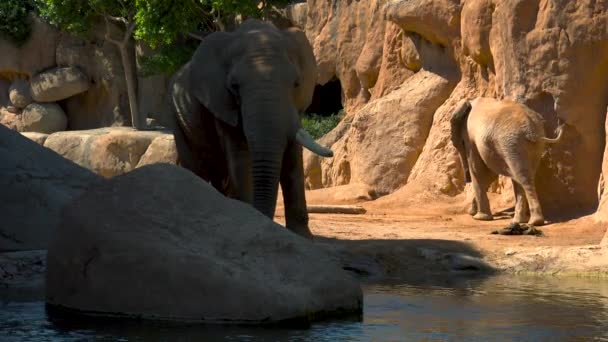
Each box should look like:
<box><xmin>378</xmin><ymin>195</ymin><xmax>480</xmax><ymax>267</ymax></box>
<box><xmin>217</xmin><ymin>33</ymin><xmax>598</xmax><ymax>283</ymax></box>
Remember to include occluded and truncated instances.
<box><xmin>294</xmin><ymin>81</ymin><xmax>300</xmax><ymax>88</ymax></box>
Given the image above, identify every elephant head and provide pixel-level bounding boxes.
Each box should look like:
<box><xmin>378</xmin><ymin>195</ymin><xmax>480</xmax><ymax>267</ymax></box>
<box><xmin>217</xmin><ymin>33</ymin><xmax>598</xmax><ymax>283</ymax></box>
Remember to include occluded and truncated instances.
<box><xmin>188</xmin><ymin>20</ymin><xmax>332</xmax><ymax>218</ymax></box>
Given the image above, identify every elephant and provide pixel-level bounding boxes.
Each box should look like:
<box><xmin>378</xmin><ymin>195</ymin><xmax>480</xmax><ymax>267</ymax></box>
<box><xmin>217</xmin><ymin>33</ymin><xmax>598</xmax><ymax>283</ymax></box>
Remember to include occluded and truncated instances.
<box><xmin>450</xmin><ymin>97</ymin><xmax>563</xmax><ymax>226</ymax></box>
<box><xmin>168</xmin><ymin>19</ymin><xmax>333</xmax><ymax>239</ymax></box>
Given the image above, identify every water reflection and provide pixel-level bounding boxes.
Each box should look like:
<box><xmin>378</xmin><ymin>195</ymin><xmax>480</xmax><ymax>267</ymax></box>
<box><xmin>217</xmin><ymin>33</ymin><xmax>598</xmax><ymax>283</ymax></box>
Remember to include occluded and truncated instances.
<box><xmin>1</xmin><ymin>275</ymin><xmax>608</xmax><ymax>341</ymax></box>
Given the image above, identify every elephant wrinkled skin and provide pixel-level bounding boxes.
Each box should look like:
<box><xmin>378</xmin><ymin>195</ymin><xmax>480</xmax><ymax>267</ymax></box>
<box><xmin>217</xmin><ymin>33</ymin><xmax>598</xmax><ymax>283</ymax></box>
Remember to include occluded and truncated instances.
<box><xmin>450</xmin><ymin>97</ymin><xmax>563</xmax><ymax>226</ymax></box>
<box><xmin>169</xmin><ymin>20</ymin><xmax>333</xmax><ymax>239</ymax></box>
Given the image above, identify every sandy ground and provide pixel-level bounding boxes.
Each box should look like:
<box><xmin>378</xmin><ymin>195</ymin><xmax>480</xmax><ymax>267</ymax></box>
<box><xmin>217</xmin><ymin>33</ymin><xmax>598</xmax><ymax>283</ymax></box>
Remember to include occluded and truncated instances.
<box><xmin>276</xmin><ymin>188</ymin><xmax>608</xmax><ymax>279</ymax></box>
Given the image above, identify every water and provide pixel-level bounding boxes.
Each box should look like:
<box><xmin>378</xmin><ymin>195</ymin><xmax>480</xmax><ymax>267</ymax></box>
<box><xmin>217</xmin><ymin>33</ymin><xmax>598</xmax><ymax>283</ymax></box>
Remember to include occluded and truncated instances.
<box><xmin>2</xmin><ymin>275</ymin><xmax>608</xmax><ymax>341</ymax></box>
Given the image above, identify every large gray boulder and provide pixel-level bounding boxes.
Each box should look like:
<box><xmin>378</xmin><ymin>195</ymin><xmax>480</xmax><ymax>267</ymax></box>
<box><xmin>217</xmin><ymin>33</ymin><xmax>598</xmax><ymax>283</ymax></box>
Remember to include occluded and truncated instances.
<box><xmin>46</xmin><ymin>164</ymin><xmax>362</xmax><ymax>324</ymax></box>
<box><xmin>30</xmin><ymin>66</ymin><xmax>90</xmax><ymax>103</ymax></box>
<box><xmin>9</xmin><ymin>79</ymin><xmax>33</xmax><ymax>109</ymax></box>
<box><xmin>20</xmin><ymin>103</ymin><xmax>68</xmax><ymax>133</ymax></box>
<box><xmin>0</xmin><ymin>124</ymin><xmax>99</xmax><ymax>251</ymax></box>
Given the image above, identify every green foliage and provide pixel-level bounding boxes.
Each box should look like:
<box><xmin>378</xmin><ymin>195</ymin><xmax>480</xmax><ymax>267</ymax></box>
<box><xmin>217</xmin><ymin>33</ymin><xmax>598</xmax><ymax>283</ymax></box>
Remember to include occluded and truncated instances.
<box><xmin>36</xmin><ymin>0</ymin><xmax>298</xmax><ymax>77</ymax></box>
<box><xmin>302</xmin><ymin>111</ymin><xmax>345</xmax><ymax>140</ymax></box>
<box><xmin>0</xmin><ymin>0</ymin><xmax>34</xmax><ymax>46</ymax></box>
<box><xmin>139</xmin><ymin>43</ymin><xmax>197</xmax><ymax>76</ymax></box>
<box><xmin>36</xmin><ymin>0</ymin><xmax>100</xmax><ymax>34</ymax></box>
<box><xmin>135</xmin><ymin>0</ymin><xmax>203</xmax><ymax>47</ymax></box>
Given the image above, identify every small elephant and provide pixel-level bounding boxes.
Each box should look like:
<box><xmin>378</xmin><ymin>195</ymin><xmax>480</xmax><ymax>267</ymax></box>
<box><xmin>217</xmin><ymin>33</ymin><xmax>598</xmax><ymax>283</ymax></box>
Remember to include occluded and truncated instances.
<box><xmin>450</xmin><ymin>97</ymin><xmax>563</xmax><ymax>225</ymax></box>
<box><xmin>169</xmin><ymin>20</ymin><xmax>333</xmax><ymax>239</ymax></box>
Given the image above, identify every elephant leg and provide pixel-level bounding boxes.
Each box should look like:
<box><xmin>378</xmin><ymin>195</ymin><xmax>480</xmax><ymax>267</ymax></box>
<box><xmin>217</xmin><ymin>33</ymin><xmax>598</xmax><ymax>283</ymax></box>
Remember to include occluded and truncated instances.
<box><xmin>469</xmin><ymin>149</ymin><xmax>493</xmax><ymax>221</ymax></box>
<box><xmin>173</xmin><ymin>121</ymin><xmax>205</xmax><ymax>178</ymax></box>
<box><xmin>215</xmin><ymin>121</ymin><xmax>252</xmax><ymax>202</ymax></box>
<box><xmin>520</xmin><ymin>182</ymin><xmax>544</xmax><ymax>226</ymax></box>
<box><xmin>506</xmin><ymin>149</ymin><xmax>544</xmax><ymax>226</ymax></box>
<box><xmin>512</xmin><ymin>179</ymin><xmax>530</xmax><ymax>224</ymax></box>
<box><xmin>468</xmin><ymin>197</ymin><xmax>478</xmax><ymax>216</ymax></box>
<box><xmin>280</xmin><ymin>142</ymin><xmax>313</xmax><ymax>239</ymax></box>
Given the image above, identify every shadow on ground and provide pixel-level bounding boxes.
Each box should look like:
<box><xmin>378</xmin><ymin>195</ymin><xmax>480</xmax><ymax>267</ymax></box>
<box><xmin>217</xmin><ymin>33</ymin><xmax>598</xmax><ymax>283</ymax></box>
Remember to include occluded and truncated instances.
<box><xmin>316</xmin><ymin>236</ymin><xmax>496</xmax><ymax>287</ymax></box>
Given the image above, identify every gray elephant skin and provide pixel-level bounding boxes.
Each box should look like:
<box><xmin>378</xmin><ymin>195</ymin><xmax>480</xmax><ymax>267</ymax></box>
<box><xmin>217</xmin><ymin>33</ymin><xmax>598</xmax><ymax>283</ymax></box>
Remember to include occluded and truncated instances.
<box><xmin>450</xmin><ymin>97</ymin><xmax>563</xmax><ymax>226</ymax></box>
<box><xmin>169</xmin><ymin>20</ymin><xmax>333</xmax><ymax>238</ymax></box>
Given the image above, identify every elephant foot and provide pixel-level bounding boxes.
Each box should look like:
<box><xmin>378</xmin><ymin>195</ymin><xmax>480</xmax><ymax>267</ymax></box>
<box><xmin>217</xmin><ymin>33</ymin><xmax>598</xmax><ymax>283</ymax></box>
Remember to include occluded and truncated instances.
<box><xmin>473</xmin><ymin>212</ymin><xmax>493</xmax><ymax>221</ymax></box>
<box><xmin>468</xmin><ymin>205</ymin><xmax>477</xmax><ymax>216</ymax></box>
<box><xmin>468</xmin><ymin>200</ymin><xmax>478</xmax><ymax>216</ymax></box>
<box><xmin>528</xmin><ymin>215</ymin><xmax>545</xmax><ymax>226</ymax></box>
<box><xmin>287</xmin><ymin>225</ymin><xmax>314</xmax><ymax>240</ymax></box>
<box><xmin>512</xmin><ymin>215</ymin><xmax>530</xmax><ymax>224</ymax></box>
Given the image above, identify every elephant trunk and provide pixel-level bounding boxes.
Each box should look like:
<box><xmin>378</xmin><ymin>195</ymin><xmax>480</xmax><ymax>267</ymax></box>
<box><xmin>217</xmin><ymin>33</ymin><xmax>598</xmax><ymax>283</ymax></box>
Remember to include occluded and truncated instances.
<box><xmin>241</xmin><ymin>90</ymin><xmax>288</xmax><ymax>219</ymax></box>
<box><xmin>250</xmin><ymin>150</ymin><xmax>283</xmax><ymax>218</ymax></box>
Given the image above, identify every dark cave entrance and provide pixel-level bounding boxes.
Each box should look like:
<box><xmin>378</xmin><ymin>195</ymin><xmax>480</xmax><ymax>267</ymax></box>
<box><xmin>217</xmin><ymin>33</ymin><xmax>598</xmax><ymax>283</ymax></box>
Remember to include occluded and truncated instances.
<box><xmin>305</xmin><ymin>78</ymin><xmax>343</xmax><ymax>116</ymax></box>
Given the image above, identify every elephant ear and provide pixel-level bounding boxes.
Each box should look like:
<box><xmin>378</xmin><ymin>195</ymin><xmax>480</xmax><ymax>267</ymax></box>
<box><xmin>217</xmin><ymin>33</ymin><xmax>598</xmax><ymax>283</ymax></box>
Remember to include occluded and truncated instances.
<box><xmin>282</xmin><ymin>27</ymin><xmax>317</xmax><ymax>112</ymax></box>
<box><xmin>190</xmin><ymin>31</ymin><xmax>240</xmax><ymax>127</ymax></box>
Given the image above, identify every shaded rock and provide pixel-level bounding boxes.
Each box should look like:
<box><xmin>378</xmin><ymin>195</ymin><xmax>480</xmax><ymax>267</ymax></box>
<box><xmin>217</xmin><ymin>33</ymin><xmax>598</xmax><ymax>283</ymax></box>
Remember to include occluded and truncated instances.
<box><xmin>400</xmin><ymin>34</ymin><xmax>422</xmax><ymax>71</ymax></box>
<box><xmin>0</xmin><ymin>79</ymin><xmax>10</xmax><ymax>107</ymax></box>
<box><xmin>0</xmin><ymin>124</ymin><xmax>99</xmax><ymax>251</ymax></box>
<box><xmin>56</xmin><ymin>22</ymin><xmax>130</xmax><ymax>129</ymax></box>
<box><xmin>0</xmin><ymin>15</ymin><xmax>58</xmax><ymax>76</ymax></box>
<box><xmin>306</xmin><ymin>0</ymin><xmax>390</xmax><ymax>112</ymax></box>
<box><xmin>30</xmin><ymin>67</ymin><xmax>90</xmax><ymax>103</ymax></box>
<box><xmin>9</xmin><ymin>79</ymin><xmax>33</xmax><ymax>109</ymax></box>
<box><xmin>20</xmin><ymin>103</ymin><xmax>67</xmax><ymax>134</ymax></box>
<box><xmin>137</xmin><ymin>73</ymin><xmax>172</xmax><ymax>127</ymax></box>
<box><xmin>5</xmin><ymin>106</ymin><xmax>19</xmax><ymax>114</ymax></box>
<box><xmin>43</xmin><ymin>128</ymin><xmax>175</xmax><ymax>177</ymax></box>
<box><xmin>21</xmin><ymin>132</ymin><xmax>49</xmax><ymax>145</ymax></box>
<box><xmin>46</xmin><ymin>164</ymin><xmax>362</xmax><ymax>323</ymax></box>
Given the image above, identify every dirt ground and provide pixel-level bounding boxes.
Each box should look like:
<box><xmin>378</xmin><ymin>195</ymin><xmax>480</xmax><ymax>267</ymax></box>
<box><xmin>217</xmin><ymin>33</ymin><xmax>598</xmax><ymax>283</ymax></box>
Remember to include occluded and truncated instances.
<box><xmin>276</xmin><ymin>188</ymin><xmax>608</xmax><ymax>279</ymax></box>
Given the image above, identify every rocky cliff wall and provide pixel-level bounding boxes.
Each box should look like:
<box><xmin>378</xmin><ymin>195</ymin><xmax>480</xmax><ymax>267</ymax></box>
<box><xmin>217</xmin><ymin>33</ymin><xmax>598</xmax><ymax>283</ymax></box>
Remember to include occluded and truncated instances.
<box><xmin>299</xmin><ymin>0</ymin><xmax>608</xmax><ymax>219</ymax></box>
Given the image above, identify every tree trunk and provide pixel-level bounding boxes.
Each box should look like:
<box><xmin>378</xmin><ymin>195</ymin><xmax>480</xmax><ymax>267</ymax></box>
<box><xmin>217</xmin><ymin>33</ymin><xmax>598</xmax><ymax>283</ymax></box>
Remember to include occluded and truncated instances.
<box><xmin>104</xmin><ymin>18</ymin><xmax>142</xmax><ymax>130</ymax></box>
<box><xmin>118</xmin><ymin>43</ymin><xmax>142</xmax><ymax>129</ymax></box>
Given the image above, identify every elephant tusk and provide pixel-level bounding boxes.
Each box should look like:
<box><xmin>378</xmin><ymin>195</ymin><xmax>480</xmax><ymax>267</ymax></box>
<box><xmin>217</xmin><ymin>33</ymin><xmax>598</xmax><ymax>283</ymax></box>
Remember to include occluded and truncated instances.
<box><xmin>296</xmin><ymin>128</ymin><xmax>334</xmax><ymax>158</ymax></box>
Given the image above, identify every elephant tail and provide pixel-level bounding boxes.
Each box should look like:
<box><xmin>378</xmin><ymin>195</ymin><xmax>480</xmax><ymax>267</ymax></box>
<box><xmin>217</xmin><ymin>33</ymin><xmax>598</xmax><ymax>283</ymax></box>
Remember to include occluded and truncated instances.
<box><xmin>541</xmin><ymin>123</ymin><xmax>564</xmax><ymax>144</ymax></box>
<box><xmin>450</xmin><ymin>100</ymin><xmax>473</xmax><ymax>183</ymax></box>
<box><xmin>450</xmin><ymin>100</ymin><xmax>472</xmax><ymax>145</ymax></box>
<box><xmin>450</xmin><ymin>100</ymin><xmax>473</xmax><ymax>130</ymax></box>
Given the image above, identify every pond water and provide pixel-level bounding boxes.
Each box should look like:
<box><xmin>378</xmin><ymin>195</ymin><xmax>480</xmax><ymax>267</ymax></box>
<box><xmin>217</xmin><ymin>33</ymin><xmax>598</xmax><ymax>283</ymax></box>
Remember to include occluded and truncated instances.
<box><xmin>2</xmin><ymin>275</ymin><xmax>608</xmax><ymax>341</ymax></box>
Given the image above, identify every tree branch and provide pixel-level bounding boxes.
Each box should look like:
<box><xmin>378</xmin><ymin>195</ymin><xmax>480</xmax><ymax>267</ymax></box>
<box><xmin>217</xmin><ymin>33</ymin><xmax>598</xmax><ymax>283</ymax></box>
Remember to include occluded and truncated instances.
<box><xmin>104</xmin><ymin>17</ymin><xmax>123</xmax><ymax>46</ymax></box>
<box><xmin>122</xmin><ymin>20</ymin><xmax>136</xmax><ymax>45</ymax></box>
<box><xmin>104</xmin><ymin>15</ymin><xmax>128</xmax><ymax>25</ymax></box>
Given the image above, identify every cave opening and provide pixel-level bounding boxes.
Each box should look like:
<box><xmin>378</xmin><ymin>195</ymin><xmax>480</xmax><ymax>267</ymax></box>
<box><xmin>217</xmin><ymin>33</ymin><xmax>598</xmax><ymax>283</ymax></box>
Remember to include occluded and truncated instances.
<box><xmin>305</xmin><ymin>78</ymin><xmax>343</xmax><ymax>116</ymax></box>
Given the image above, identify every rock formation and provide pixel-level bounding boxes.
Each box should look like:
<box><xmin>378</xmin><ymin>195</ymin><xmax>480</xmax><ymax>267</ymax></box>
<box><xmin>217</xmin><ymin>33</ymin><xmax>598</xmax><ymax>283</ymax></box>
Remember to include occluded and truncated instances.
<box><xmin>41</xmin><ymin>127</ymin><xmax>177</xmax><ymax>178</ymax></box>
<box><xmin>46</xmin><ymin>164</ymin><xmax>362</xmax><ymax>323</ymax></box>
<box><xmin>300</xmin><ymin>0</ymin><xmax>608</xmax><ymax>220</ymax></box>
<box><xmin>0</xmin><ymin>15</ymin><xmax>152</xmax><ymax>130</ymax></box>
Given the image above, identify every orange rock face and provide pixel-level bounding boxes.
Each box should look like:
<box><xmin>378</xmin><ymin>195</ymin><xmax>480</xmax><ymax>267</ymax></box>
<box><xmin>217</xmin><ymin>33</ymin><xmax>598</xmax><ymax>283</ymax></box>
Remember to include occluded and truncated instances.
<box><xmin>301</xmin><ymin>0</ymin><xmax>608</xmax><ymax>220</ymax></box>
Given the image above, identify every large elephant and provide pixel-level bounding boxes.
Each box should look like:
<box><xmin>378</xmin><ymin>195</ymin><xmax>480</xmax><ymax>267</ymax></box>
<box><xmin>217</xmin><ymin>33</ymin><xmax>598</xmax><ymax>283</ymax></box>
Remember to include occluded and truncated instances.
<box><xmin>450</xmin><ymin>97</ymin><xmax>563</xmax><ymax>226</ymax></box>
<box><xmin>169</xmin><ymin>20</ymin><xmax>333</xmax><ymax>239</ymax></box>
